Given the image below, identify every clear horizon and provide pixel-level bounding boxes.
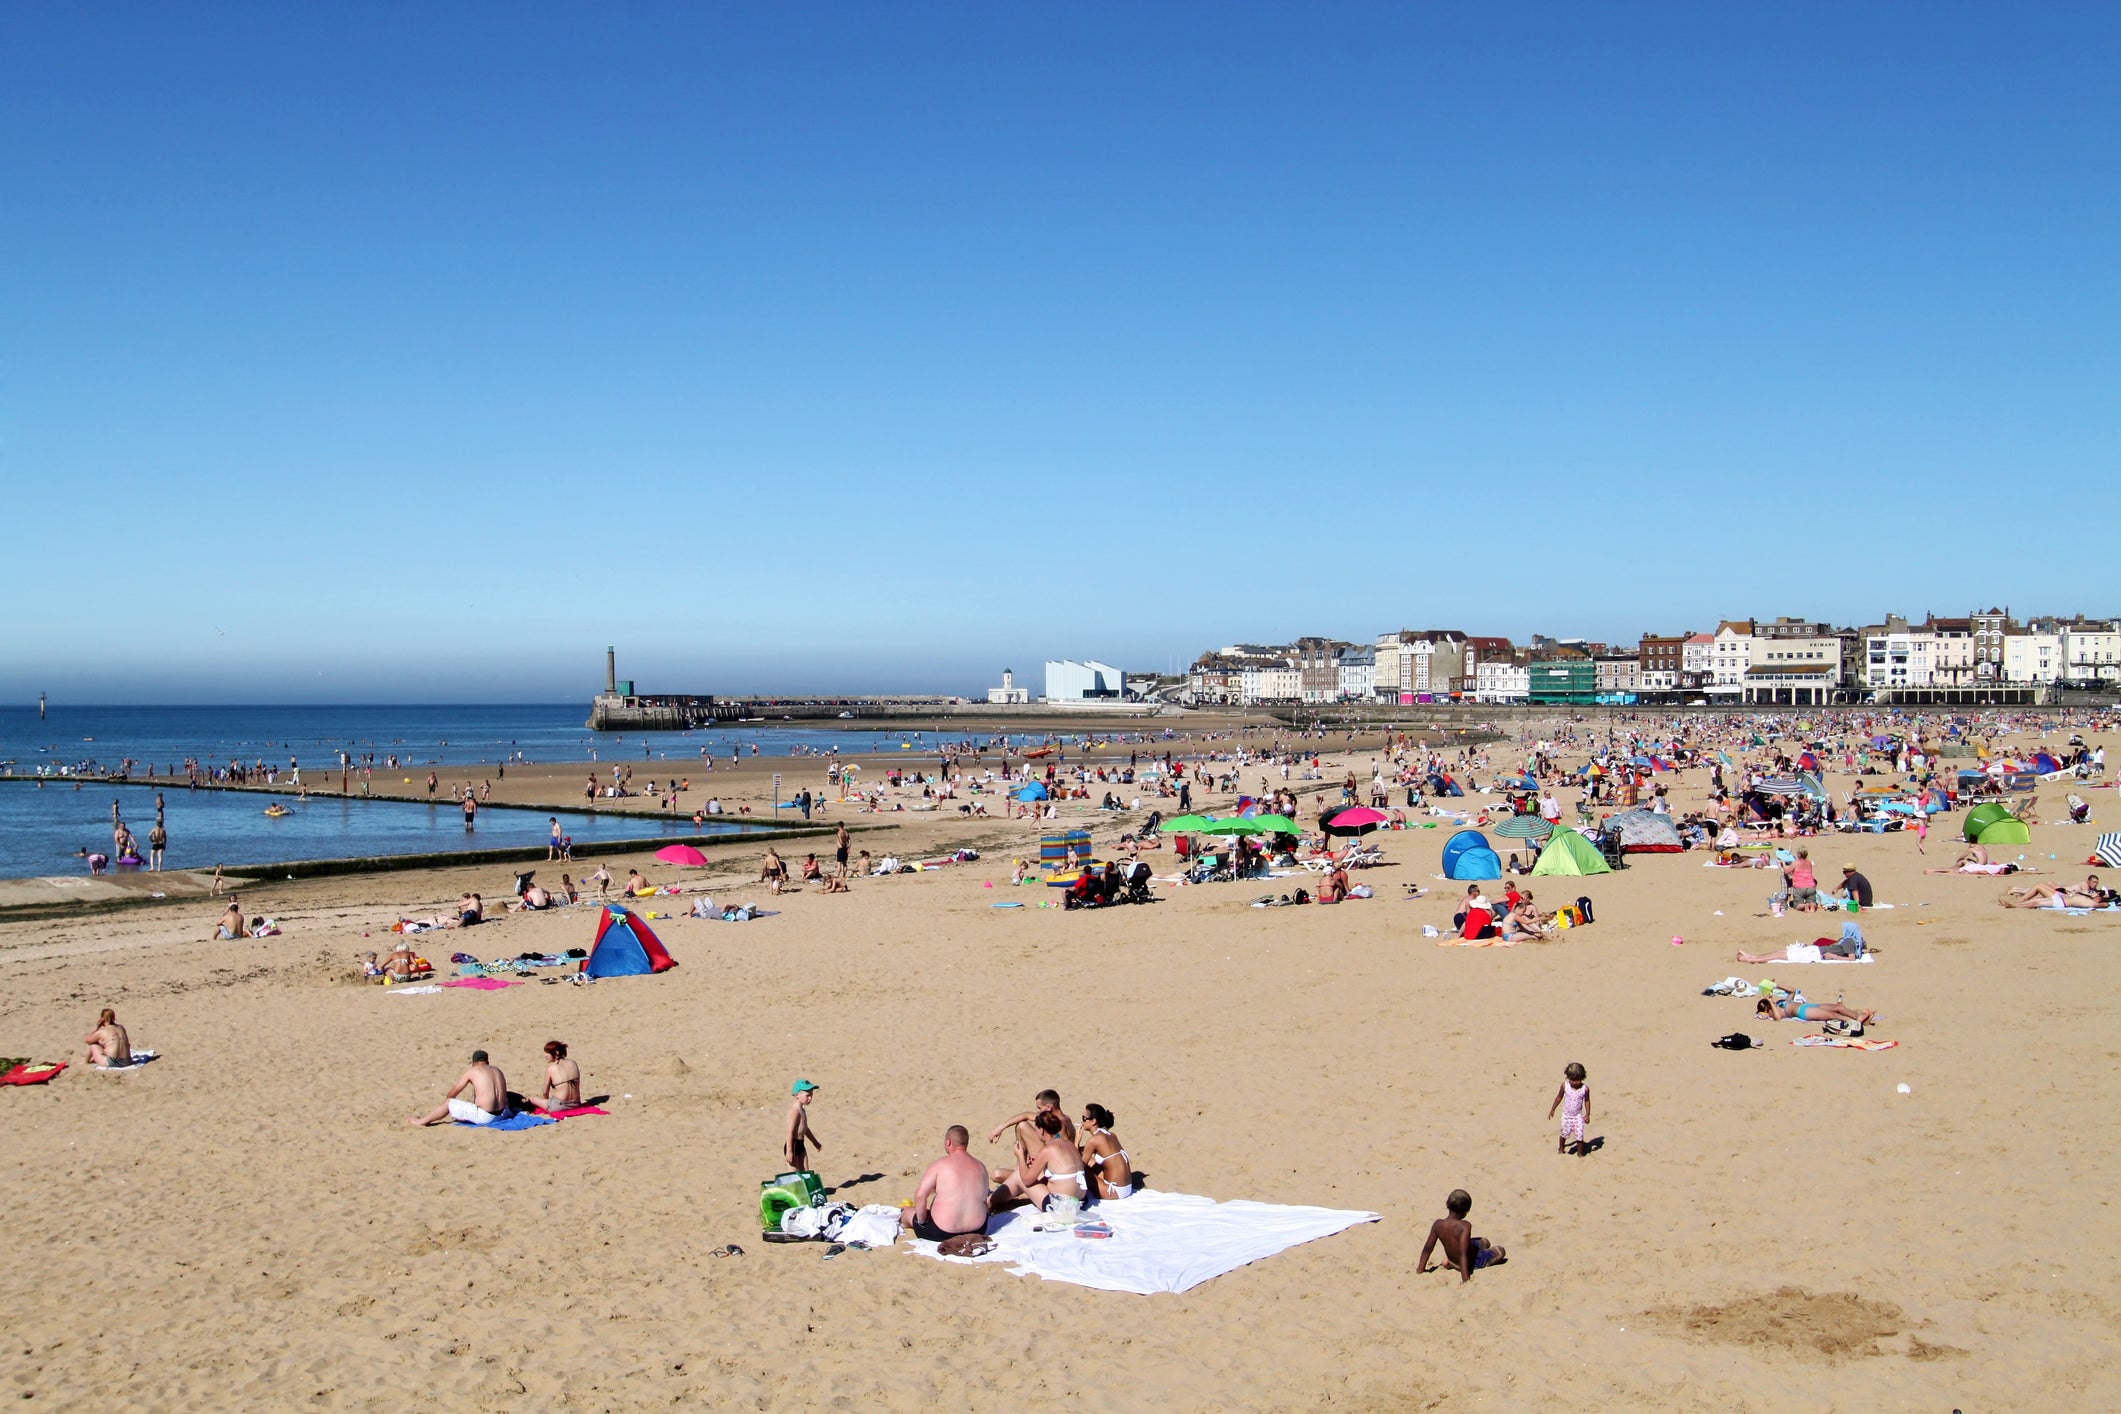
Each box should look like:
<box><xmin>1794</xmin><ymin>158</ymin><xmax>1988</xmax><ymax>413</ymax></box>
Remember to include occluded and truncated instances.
<box><xmin>4</xmin><ymin>4</ymin><xmax>2115</xmax><ymax>702</ymax></box>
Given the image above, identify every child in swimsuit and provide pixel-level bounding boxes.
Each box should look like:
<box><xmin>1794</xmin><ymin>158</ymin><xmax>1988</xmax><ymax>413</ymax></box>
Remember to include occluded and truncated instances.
<box><xmin>1416</xmin><ymin>1189</ymin><xmax>1506</xmax><ymax>1283</ymax></box>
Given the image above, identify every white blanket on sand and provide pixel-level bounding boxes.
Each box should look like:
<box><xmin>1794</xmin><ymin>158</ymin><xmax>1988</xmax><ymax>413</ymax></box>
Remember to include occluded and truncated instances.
<box><xmin>909</xmin><ymin>1190</ymin><xmax>1379</xmax><ymax>1295</ymax></box>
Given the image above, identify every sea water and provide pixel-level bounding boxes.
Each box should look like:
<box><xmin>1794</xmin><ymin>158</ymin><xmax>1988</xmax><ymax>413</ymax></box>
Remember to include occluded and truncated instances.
<box><xmin>0</xmin><ymin>704</ymin><xmax>1103</xmax><ymax>879</ymax></box>
<box><xmin>0</xmin><ymin>783</ymin><xmax>755</xmax><ymax>879</ymax></box>
<box><xmin>0</xmin><ymin>704</ymin><xmax>876</xmax><ymax>880</ymax></box>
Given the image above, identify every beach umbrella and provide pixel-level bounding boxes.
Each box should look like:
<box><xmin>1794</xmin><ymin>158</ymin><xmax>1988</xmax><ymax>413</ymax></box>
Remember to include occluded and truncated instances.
<box><xmin>1321</xmin><ymin>805</ymin><xmax>1388</xmax><ymax>836</ymax></box>
<box><xmin>1161</xmin><ymin>814</ymin><xmax>1216</xmax><ymax>834</ymax></box>
<box><xmin>1491</xmin><ymin>814</ymin><xmax>1554</xmax><ymax>840</ymax></box>
<box><xmin>2093</xmin><ymin>832</ymin><xmax>2121</xmax><ymax>868</ymax></box>
<box><xmin>1202</xmin><ymin>814</ymin><xmax>1299</xmax><ymax>836</ymax></box>
<box><xmin>655</xmin><ymin>844</ymin><xmax>708</xmax><ymax>867</ymax></box>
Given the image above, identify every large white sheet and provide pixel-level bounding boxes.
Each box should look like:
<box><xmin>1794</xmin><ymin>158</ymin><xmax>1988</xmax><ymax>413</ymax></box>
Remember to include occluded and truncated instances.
<box><xmin>908</xmin><ymin>1189</ymin><xmax>1380</xmax><ymax>1295</ymax></box>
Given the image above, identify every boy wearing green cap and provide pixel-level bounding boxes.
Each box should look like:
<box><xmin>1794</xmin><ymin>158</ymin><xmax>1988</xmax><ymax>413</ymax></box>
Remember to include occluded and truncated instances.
<box><xmin>784</xmin><ymin>1079</ymin><xmax>823</xmax><ymax>1172</ymax></box>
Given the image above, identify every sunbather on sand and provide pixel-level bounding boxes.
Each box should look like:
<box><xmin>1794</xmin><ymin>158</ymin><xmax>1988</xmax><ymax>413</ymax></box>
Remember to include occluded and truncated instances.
<box><xmin>1998</xmin><ymin>875</ymin><xmax>2105</xmax><ymax>909</ymax></box>
<box><xmin>988</xmin><ymin>1089</ymin><xmax>1074</xmax><ymax>1154</ymax></box>
<box><xmin>1735</xmin><ymin>922</ymin><xmax>1865</xmax><ymax>963</ymax></box>
<box><xmin>84</xmin><ymin>1008</ymin><xmax>131</xmax><ymax>1067</ymax></box>
<box><xmin>1755</xmin><ymin>995</ymin><xmax>1876</xmax><ymax>1027</ymax></box>
<box><xmin>991</xmin><ymin>1110</ymin><xmax>1089</xmax><ymax>1221</ymax></box>
<box><xmin>407</xmin><ymin>1050</ymin><xmax>511</xmax><ymax>1127</ymax></box>
<box><xmin>518</xmin><ymin>1040</ymin><xmax>581</xmax><ymax>1112</ymax></box>
<box><xmin>898</xmin><ymin>1126</ymin><xmax>992</xmax><ymax>1242</ymax></box>
<box><xmin>215</xmin><ymin>898</ymin><xmax>244</xmax><ymax>939</ymax></box>
<box><xmin>380</xmin><ymin>942</ymin><xmax>428</xmax><ymax>979</ymax></box>
<box><xmin>1077</xmin><ymin>1103</ymin><xmax>1135</xmax><ymax>1200</ymax></box>
<box><xmin>1925</xmin><ymin>845</ymin><xmax>2028</xmax><ymax>876</ymax></box>
<box><xmin>1497</xmin><ymin>904</ymin><xmax>1546</xmax><ymax>943</ymax></box>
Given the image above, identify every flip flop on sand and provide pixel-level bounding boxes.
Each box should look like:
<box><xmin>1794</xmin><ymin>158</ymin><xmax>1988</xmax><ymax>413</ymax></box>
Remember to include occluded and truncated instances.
<box><xmin>711</xmin><ymin>1245</ymin><xmax>744</xmax><ymax>1258</ymax></box>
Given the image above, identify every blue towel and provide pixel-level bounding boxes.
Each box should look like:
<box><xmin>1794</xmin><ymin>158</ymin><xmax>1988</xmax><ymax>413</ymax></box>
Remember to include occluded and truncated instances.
<box><xmin>459</xmin><ymin>1110</ymin><xmax>554</xmax><ymax>1131</ymax></box>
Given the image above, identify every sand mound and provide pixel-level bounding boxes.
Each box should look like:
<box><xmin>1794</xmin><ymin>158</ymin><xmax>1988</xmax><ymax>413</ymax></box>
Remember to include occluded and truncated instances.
<box><xmin>1644</xmin><ymin>1286</ymin><xmax>1903</xmax><ymax>1361</ymax></box>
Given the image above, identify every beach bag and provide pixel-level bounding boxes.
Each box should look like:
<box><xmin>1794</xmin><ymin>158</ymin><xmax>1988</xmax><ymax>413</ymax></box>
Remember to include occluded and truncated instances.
<box><xmin>758</xmin><ymin>1171</ymin><xmax>825</xmax><ymax>1229</ymax></box>
<box><xmin>1711</xmin><ymin>1033</ymin><xmax>1758</xmax><ymax>1050</ymax></box>
<box><xmin>1575</xmin><ymin>895</ymin><xmax>1594</xmax><ymax>925</ymax></box>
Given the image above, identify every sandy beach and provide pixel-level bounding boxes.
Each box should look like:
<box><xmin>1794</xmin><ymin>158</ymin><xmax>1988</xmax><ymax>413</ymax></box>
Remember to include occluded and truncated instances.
<box><xmin>4</xmin><ymin>721</ymin><xmax>2119</xmax><ymax>1411</ymax></box>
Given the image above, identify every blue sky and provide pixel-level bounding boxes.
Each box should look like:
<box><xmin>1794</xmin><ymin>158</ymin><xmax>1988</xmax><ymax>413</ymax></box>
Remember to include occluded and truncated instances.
<box><xmin>2</xmin><ymin>3</ymin><xmax>2114</xmax><ymax>702</ymax></box>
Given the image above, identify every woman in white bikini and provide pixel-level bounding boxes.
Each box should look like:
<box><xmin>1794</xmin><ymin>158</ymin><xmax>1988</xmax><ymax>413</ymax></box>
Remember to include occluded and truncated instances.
<box><xmin>994</xmin><ymin>1110</ymin><xmax>1089</xmax><ymax>1221</ymax></box>
<box><xmin>1078</xmin><ymin>1103</ymin><xmax>1135</xmax><ymax>1200</ymax></box>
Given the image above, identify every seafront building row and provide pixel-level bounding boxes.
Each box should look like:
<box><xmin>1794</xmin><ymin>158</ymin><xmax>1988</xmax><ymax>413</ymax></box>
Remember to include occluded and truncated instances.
<box><xmin>1156</xmin><ymin>610</ymin><xmax>2121</xmax><ymax>708</ymax></box>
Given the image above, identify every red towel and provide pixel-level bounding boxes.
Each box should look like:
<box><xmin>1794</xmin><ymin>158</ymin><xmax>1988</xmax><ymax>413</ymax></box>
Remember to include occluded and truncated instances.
<box><xmin>543</xmin><ymin>1105</ymin><xmax>609</xmax><ymax>1120</ymax></box>
<box><xmin>2</xmin><ymin>1061</ymin><xmax>67</xmax><ymax>1086</ymax></box>
<box><xmin>440</xmin><ymin>977</ymin><xmax>521</xmax><ymax>990</ymax></box>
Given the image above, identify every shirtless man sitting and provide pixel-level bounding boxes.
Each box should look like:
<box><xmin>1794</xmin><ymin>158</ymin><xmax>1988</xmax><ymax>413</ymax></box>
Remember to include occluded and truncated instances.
<box><xmin>83</xmin><ymin>1008</ymin><xmax>131</xmax><ymax>1068</ymax></box>
<box><xmin>215</xmin><ymin>898</ymin><xmax>245</xmax><ymax>939</ymax></box>
<box><xmin>519</xmin><ymin>1040</ymin><xmax>582</xmax><ymax>1112</ymax></box>
<box><xmin>988</xmin><ymin>1089</ymin><xmax>1074</xmax><ymax>1158</ymax></box>
<box><xmin>898</xmin><ymin>1126</ymin><xmax>993</xmax><ymax>1242</ymax></box>
<box><xmin>408</xmin><ymin>1049</ymin><xmax>513</xmax><ymax>1126</ymax></box>
<box><xmin>507</xmin><ymin>885</ymin><xmax>552</xmax><ymax>912</ymax></box>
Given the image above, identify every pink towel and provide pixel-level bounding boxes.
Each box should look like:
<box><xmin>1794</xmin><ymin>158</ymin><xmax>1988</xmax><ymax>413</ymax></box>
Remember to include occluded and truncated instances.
<box><xmin>543</xmin><ymin>1105</ymin><xmax>609</xmax><ymax>1119</ymax></box>
<box><xmin>441</xmin><ymin>977</ymin><xmax>520</xmax><ymax>991</ymax></box>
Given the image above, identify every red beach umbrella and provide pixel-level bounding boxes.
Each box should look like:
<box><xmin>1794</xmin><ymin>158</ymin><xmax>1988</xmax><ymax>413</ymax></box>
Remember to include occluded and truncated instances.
<box><xmin>655</xmin><ymin>844</ymin><xmax>709</xmax><ymax>867</ymax></box>
<box><xmin>1321</xmin><ymin>805</ymin><xmax>1388</xmax><ymax>836</ymax></box>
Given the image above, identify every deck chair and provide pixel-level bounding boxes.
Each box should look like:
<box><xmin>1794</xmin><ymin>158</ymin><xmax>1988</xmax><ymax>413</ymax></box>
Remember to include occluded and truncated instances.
<box><xmin>2008</xmin><ymin>795</ymin><xmax>2040</xmax><ymax>824</ymax></box>
<box><xmin>2067</xmin><ymin>794</ymin><xmax>2089</xmax><ymax>824</ymax></box>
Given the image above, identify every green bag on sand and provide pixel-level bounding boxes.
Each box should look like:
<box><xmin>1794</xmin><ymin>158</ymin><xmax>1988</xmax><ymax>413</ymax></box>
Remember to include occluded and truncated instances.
<box><xmin>758</xmin><ymin>1171</ymin><xmax>825</xmax><ymax>1229</ymax></box>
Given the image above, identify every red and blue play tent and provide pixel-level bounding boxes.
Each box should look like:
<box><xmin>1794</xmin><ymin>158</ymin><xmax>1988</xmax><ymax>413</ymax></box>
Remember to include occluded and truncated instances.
<box><xmin>582</xmin><ymin>905</ymin><xmax>676</xmax><ymax>978</ymax></box>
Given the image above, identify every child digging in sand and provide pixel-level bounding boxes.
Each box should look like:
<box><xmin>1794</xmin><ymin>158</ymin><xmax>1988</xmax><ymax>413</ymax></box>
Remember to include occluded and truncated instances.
<box><xmin>1416</xmin><ymin>1189</ymin><xmax>1506</xmax><ymax>1282</ymax></box>
<box><xmin>1548</xmin><ymin>1062</ymin><xmax>1589</xmax><ymax>1155</ymax></box>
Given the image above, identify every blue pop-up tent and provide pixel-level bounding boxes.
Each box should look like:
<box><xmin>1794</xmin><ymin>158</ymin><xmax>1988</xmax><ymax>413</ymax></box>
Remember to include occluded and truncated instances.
<box><xmin>1441</xmin><ymin>829</ymin><xmax>1502</xmax><ymax>881</ymax></box>
<box><xmin>582</xmin><ymin>905</ymin><xmax>677</xmax><ymax>978</ymax></box>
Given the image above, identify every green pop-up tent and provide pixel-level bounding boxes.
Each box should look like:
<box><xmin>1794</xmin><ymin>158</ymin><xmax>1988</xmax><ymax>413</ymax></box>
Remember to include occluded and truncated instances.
<box><xmin>1975</xmin><ymin>817</ymin><xmax>2031</xmax><ymax>847</ymax></box>
<box><xmin>1963</xmin><ymin>801</ymin><xmax>2013</xmax><ymax>843</ymax></box>
<box><xmin>1530</xmin><ymin>826</ymin><xmax>1612</xmax><ymax>877</ymax></box>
